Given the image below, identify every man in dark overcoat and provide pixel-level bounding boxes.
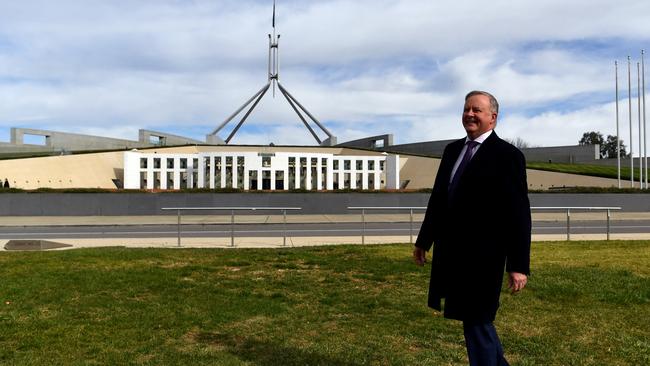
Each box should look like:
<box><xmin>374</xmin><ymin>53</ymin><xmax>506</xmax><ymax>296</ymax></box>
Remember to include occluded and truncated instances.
<box><xmin>413</xmin><ymin>90</ymin><xmax>531</xmax><ymax>366</ymax></box>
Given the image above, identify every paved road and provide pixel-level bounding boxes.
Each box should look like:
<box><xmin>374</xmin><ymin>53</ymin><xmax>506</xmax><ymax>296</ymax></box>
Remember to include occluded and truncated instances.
<box><xmin>1</xmin><ymin>220</ymin><xmax>650</xmax><ymax>239</ymax></box>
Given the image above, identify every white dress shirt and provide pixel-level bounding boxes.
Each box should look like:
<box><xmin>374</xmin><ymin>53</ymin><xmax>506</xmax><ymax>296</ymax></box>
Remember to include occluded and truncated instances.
<box><xmin>449</xmin><ymin>129</ymin><xmax>493</xmax><ymax>183</ymax></box>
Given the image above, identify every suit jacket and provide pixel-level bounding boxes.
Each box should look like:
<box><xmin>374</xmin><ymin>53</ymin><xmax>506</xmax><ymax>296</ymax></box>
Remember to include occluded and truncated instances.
<box><xmin>415</xmin><ymin>131</ymin><xmax>531</xmax><ymax>323</ymax></box>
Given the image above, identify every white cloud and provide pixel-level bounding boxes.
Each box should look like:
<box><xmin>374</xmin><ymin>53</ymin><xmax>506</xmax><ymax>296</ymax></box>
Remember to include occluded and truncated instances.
<box><xmin>0</xmin><ymin>0</ymin><xmax>648</xmax><ymax>146</ymax></box>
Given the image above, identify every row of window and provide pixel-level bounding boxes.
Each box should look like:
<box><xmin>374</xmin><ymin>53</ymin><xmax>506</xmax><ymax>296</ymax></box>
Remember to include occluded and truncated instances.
<box><xmin>140</xmin><ymin>156</ymin><xmax>385</xmax><ymax>171</ymax></box>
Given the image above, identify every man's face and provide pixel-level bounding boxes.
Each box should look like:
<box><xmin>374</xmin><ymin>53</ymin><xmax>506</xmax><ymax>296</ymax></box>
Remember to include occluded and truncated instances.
<box><xmin>462</xmin><ymin>94</ymin><xmax>497</xmax><ymax>139</ymax></box>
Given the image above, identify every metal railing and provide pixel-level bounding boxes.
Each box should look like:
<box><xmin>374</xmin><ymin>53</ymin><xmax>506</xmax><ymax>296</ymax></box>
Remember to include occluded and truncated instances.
<box><xmin>160</xmin><ymin>207</ymin><xmax>302</xmax><ymax>247</ymax></box>
<box><xmin>348</xmin><ymin>207</ymin><xmax>427</xmax><ymax>244</ymax></box>
<box><xmin>531</xmin><ymin>206</ymin><xmax>622</xmax><ymax>240</ymax></box>
<box><xmin>348</xmin><ymin>206</ymin><xmax>623</xmax><ymax>244</ymax></box>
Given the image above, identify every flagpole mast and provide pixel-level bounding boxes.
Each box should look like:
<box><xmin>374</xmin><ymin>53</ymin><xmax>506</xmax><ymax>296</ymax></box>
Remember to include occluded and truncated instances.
<box><xmin>641</xmin><ymin>50</ymin><xmax>648</xmax><ymax>189</ymax></box>
<box><xmin>638</xmin><ymin>62</ymin><xmax>643</xmax><ymax>189</ymax></box>
<box><xmin>616</xmin><ymin>61</ymin><xmax>621</xmax><ymax>188</ymax></box>
<box><xmin>628</xmin><ymin>56</ymin><xmax>634</xmax><ymax>188</ymax></box>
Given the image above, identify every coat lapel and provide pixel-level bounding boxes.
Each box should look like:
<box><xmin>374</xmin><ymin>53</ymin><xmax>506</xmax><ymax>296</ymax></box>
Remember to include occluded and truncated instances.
<box><xmin>461</xmin><ymin>131</ymin><xmax>500</xmax><ymax>176</ymax></box>
<box><xmin>439</xmin><ymin>139</ymin><xmax>465</xmax><ymax>189</ymax></box>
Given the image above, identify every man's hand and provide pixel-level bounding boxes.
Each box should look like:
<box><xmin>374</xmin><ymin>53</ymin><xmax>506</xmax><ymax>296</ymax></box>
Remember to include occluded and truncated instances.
<box><xmin>413</xmin><ymin>246</ymin><xmax>426</xmax><ymax>266</ymax></box>
<box><xmin>507</xmin><ymin>272</ymin><xmax>527</xmax><ymax>293</ymax></box>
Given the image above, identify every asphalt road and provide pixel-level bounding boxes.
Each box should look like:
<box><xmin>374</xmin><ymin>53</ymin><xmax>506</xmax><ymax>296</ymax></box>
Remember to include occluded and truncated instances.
<box><xmin>1</xmin><ymin>220</ymin><xmax>649</xmax><ymax>239</ymax></box>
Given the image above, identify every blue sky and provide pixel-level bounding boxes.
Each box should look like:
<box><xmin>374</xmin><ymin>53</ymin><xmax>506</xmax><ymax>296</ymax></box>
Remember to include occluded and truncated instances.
<box><xmin>0</xmin><ymin>0</ymin><xmax>649</xmax><ymax>150</ymax></box>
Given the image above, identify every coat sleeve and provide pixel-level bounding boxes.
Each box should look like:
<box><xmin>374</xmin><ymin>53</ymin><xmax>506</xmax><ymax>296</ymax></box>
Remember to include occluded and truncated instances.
<box><xmin>503</xmin><ymin>148</ymin><xmax>532</xmax><ymax>275</ymax></box>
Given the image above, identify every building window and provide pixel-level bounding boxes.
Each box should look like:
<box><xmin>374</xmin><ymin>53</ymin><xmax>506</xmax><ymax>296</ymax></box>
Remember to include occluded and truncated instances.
<box><xmin>311</xmin><ymin>157</ymin><xmax>317</xmax><ymax>166</ymax></box>
<box><xmin>368</xmin><ymin>160</ymin><xmax>375</xmax><ymax>170</ymax></box>
<box><xmin>380</xmin><ymin>160</ymin><xmax>385</xmax><ymax>171</ymax></box>
<box><xmin>262</xmin><ymin>156</ymin><xmax>271</xmax><ymax>167</ymax></box>
<box><xmin>300</xmin><ymin>158</ymin><xmax>307</xmax><ymax>189</ymax></box>
<box><xmin>289</xmin><ymin>157</ymin><xmax>296</xmax><ymax>167</ymax></box>
<box><xmin>321</xmin><ymin>158</ymin><xmax>327</xmax><ymax>166</ymax></box>
<box><xmin>356</xmin><ymin>173</ymin><xmax>363</xmax><ymax>188</ymax></box>
<box><xmin>180</xmin><ymin>159</ymin><xmax>187</xmax><ymax>169</ymax></box>
<box><xmin>153</xmin><ymin>158</ymin><xmax>161</xmax><ymax>169</ymax></box>
<box><xmin>275</xmin><ymin>171</ymin><xmax>284</xmax><ymax>190</ymax></box>
<box><xmin>167</xmin><ymin>172</ymin><xmax>174</xmax><ymax>189</ymax></box>
<box><xmin>167</xmin><ymin>158</ymin><xmax>174</xmax><ymax>169</ymax></box>
<box><xmin>140</xmin><ymin>158</ymin><xmax>148</xmax><ymax>169</ymax></box>
<box><xmin>311</xmin><ymin>166</ymin><xmax>318</xmax><ymax>189</ymax></box>
<box><xmin>237</xmin><ymin>157</ymin><xmax>245</xmax><ymax>189</ymax></box>
<box><xmin>225</xmin><ymin>157</ymin><xmax>233</xmax><ymax>188</ymax></box>
<box><xmin>344</xmin><ymin>160</ymin><xmax>351</xmax><ymax>170</ymax></box>
<box><xmin>262</xmin><ymin>170</ymin><xmax>271</xmax><ymax>190</ymax></box>
<box><xmin>139</xmin><ymin>172</ymin><xmax>147</xmax><ymax>188</ymax></box>
<box><xmin>214</xmin><ymin>157</ymin><xmax>222</xmax><ymax>189</ymax></box>
<box><xmin>333</xmin><ymin>160</ymin><xmax>339</xmax><ymax>170</ymax></box>
<box><xmin>153</xmin><ymin>171</ymin><xmax>161</xmax><ymax>189</ymax></box>
<box><xmin>356</xmin><ymin>160</ymin><xmax>363</xmax><ymax>170</ymax></box>
<box><xmin>249</xmin><ymin>170</ymin><xmax>258</xmax><ymax>190</ymax></box>
<box><xmin>289</xmin><ymin>166</ymin><xmax>296</xmax><ymax>189</ymax></box>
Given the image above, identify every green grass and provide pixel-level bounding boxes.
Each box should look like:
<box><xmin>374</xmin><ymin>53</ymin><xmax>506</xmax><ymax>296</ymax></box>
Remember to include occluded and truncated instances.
<box><xmin>0</xmin><ymin>242</ymin><xmax>648</xmax><ymax>365</ymax></box>
<box><xmin>527</xmin><ymin>162</ymin><xmax>641</xmax><ymax>181</ymax></box>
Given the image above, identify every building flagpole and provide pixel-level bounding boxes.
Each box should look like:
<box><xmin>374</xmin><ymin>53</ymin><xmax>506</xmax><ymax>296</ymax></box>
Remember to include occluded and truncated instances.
<box><xmin>638</xmin><ymin>62</ymin><xmax>643</xmax><ymax>189</ymax></box>
<box><xmin>642</xmin><ymin>50</ymin><xmax>647</xmax><ymax>189</ymax></box>
<box><xmin>628</xmin><ymin>56</ymin><xmax>634</xmax><ymax>187</ymax></box>
<box><xmin>616</xmin><ymin>61</ymin><xmax>621</xmax><ymax>188</ymax></box>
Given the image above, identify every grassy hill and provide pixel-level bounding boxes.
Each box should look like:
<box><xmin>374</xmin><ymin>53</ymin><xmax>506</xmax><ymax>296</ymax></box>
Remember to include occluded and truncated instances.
<box><xmin>527</xmin><ymin>161</ymin><xmax>641</xmax><ymax>181</ymax></box>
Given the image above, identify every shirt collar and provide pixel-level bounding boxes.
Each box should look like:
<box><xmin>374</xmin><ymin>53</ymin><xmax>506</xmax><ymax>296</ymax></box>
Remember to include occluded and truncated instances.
<box><xmin>465</xmin><ymin>129</ymin><xmax>493</xmax><ymax>145</ymax></box>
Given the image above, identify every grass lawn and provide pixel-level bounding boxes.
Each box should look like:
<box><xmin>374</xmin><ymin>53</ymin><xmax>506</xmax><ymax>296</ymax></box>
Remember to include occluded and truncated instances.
<box><xmin>0</xmin><ymin>241</ymin><xmax>648</xmax><ymax>365</ymax></box>
<box><xmin>527</xmin><ymin>162</ymin><xmax>641</xmax><ymax>182</ymax></box>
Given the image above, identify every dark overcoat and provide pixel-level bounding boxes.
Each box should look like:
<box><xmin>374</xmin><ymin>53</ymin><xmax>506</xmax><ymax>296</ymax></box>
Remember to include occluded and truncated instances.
<box><xmin>415</xmin><ymin>132</ymin><xmax>531</xmax><ymax>323</ymax></box>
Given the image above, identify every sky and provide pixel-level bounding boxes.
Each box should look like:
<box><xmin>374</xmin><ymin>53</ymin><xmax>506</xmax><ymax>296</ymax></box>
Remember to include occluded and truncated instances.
<box><xmin>0</xmin><ymin>0</ymin><xmax>649</xmax><ymax>150</ymax></box>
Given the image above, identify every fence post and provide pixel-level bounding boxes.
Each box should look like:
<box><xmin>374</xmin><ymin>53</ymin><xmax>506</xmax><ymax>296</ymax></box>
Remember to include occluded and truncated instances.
<box><xmin>283</xmin><ymin>209</ymin><xmax>287</xmax><ymax>247</ymax></box>
<box><xmin>230</xmin><ymin>209</ymin><xmax>235</xmax><ymax>247</ymax></box>
<box><xmin>409</xmin><ymin>208</ymin><xmax>414</xmax><ymax>244</ymax></box>
<box><xmin>607</xmin><ymin>209</ymin><xmax>611</xmax><ymax>241</ymax></box>
<box><xmin>361</xmin><ymin>209</ymin><xmax>366</xmax><ymax>245</ymax></box>
<box><xmin>566</xmin><ymin>208</ymin><xmax>571</xmax><ymax>241</ymax></box>
<box><xmin>177</xmin><ymin>209</ymin><xmax>181</xmax><ymax>247</ymax></box>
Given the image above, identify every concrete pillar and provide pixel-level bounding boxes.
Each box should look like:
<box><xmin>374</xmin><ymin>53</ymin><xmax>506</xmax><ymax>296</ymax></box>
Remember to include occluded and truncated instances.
<box><xmin>295</xmin><ymin>157</ymin><xmax>301</xmax><ymax>190</ymax></box>
<box><xmin>305</xmin><ymin>156</ymin><xmax>312</xmax><ymax>190</ymax></box>
<box><xmin>385</xmin><ymin>155</ymin><xmax>400</xmax><ymax>189</ymax></box>
<box><xmin>146</xmin><ymin>157</ymin><xmax>154</xmax><ymax>189</ymax></box>
<box><xmin>173</xmin><ymin>158</ymin><xmax>180</xmax><ymax>190</ymax></box>
<box><xmin>326</xmin><ymin>157</ymin><xmax>334</xmax><ymax>190</ymax></box>
<box><xmin>209</xmin><ymin>156</ymin><xmax>215</xmax><ymax>189</ymax></box>
<box><xmin>197</xmin><ymin>156</ymin><xmax>204</xmax><ymax>188</ymax></box>
<box><xmin>220</xmin><ymin>155</ymin><xmax>226</xmax><ymax>188</ymax></box>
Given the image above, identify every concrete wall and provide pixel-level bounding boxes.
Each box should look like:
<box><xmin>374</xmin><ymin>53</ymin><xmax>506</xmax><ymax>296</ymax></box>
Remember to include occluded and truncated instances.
<box><xmin>0</xmin><ymin>192</ymin><xmax>649</xmax><ymax>216</ymax></box>
<box><xmin>0</xmin><ymin>192</ymin><xmax>431</xmax><ymax>216</ymax></box>
<box><xmin>337</xmin><ymin>134</ymin><xmax>394</xmax><ymax>149</ymax></box>
<box><xmin>1</xmin><ymin>128</ymin><xmax>203</xmax><ymax>156</ymax></box>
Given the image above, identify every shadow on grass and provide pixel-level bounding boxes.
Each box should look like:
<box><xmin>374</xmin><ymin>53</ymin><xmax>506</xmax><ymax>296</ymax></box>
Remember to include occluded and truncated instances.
<box><xmin>193</xmin><ymin>331</ymin><xmax>363</xmax><ymax>366</ymax></box>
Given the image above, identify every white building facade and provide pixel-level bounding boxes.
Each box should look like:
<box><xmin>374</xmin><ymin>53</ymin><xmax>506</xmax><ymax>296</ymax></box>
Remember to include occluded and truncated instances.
<box><xmin>123</xmin><ymin>150</ymin><xmax>400</xmax><ymax>190</ymax></box>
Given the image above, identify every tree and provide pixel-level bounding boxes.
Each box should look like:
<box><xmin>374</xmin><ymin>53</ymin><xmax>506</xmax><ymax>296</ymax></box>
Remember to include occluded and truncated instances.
<box><xmin>504</xmin><ymin>137</ymin><xmax>531</xmax><ymax>149</ymax></box>
<box><xmin>579</xmin><ymin>131</ymin><xmax>604</xmax><ymax>146</ymax></box>
<box><xmin>602</xmin><ymin>135</ymin><xmax>627</xmax><ymax>158</ymax></box>
<box><xmin>578</xmin><ymin>131</ymin><xmax>627</xmax><ymax>158</ymax></box>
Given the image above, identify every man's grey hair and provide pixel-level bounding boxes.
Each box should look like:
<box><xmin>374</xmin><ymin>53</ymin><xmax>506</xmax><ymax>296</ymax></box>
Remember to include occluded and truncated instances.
<box><xmin>465</xmin><ymin>90</ymin><xmax>499</xmax><ymax>114</ymax></box>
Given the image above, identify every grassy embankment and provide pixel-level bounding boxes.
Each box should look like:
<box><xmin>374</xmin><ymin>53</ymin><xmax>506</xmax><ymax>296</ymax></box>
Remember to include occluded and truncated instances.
<box><xmin>0</xmin><ymin>241</ymin><xmax>648</xmax><ymax>365</ymax></box>
<box><xmin>527</xmin><ymin>162</ymin><xmax>639</xmax><ymax>181</ymax></box>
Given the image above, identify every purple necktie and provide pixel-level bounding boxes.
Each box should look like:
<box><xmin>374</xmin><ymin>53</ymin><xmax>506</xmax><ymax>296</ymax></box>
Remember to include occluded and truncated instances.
<box><xmin>448</xmin><ymin>140</ymin><xmax>479</xmax><ymax>196</ymax></box>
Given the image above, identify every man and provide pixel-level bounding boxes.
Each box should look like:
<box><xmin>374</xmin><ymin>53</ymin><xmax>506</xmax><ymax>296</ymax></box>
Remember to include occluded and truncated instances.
<box><xmin>413</xmin><ymin>91</ymin><xmax>531</xmax><ymax>366</ymax></box>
